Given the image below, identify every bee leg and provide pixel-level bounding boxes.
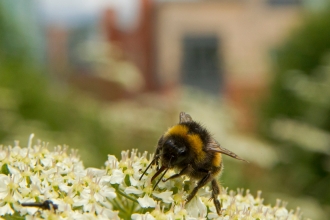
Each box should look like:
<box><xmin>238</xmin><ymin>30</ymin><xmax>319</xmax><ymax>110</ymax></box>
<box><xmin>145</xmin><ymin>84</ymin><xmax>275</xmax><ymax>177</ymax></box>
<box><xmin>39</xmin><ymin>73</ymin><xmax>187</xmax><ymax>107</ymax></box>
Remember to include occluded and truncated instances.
<box><xmin>162</xmin><ymin>165</ymin><xmax>189</xmax><ymax>182</ymax></box>
<box><xmin>211</xmin><ymin>179</ymin><xmax>222</xmax><ymax>215</ymax></box>
<box><xmin>185</xmin><ymin>171</ymin><xmax>212</xmax><ymax>204</ymax></box>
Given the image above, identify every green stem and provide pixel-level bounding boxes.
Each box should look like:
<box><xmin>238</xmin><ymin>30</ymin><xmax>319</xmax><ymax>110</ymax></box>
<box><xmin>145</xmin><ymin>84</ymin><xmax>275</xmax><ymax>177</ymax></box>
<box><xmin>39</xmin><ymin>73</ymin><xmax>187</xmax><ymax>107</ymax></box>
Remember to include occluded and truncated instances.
<box><xmin>130</xmin><ymin>201</ymin><xmax>137</xmax><ymax>215</ymax></box>
<box><xmin>114</xmin><ymin>185</ymin><xmax>138</xmax><ymax>204</ymax></box>
<box><xmin>111</xmin><ymin>198</ymin><xmax>125</xmax><ymax>213</ymax></box>
<box><xmin>117</xmin><ymin>189</ymin><xmax>138</xmax><ymax>203</ymax></box>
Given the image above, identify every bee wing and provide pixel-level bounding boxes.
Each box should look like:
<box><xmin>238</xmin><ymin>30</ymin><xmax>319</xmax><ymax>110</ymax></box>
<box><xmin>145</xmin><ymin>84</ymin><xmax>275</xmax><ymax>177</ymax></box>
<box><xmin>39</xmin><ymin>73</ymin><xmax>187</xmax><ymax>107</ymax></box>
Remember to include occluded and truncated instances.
<box><xmin>179</xmin><ymin>112</ymin><xmax>193</xmax><ymax>123</ymax></box>
<box><xmin>206</xmin><ymin>139</ymin><xmax>248</xmax><ymax>162</ymax></box>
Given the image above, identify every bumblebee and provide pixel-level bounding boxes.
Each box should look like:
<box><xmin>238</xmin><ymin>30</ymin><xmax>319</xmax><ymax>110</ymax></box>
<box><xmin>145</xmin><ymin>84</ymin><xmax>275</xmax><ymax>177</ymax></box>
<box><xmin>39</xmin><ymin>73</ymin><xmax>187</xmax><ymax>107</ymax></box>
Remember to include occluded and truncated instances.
<box><xmin>140</xmin><ymin>112</ymin><xmax>247</xmax><ymax>215</ymax></box>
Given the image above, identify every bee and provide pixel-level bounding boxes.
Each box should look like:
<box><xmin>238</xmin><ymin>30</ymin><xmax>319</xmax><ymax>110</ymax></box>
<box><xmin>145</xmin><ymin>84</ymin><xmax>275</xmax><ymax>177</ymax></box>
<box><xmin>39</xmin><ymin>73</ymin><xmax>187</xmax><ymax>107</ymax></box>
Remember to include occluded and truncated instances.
<box><xmin>21</xmin><ymin>200</ymin><xmax>58</xmax><ymax>212</ymax></box>
<box><xmin>140</xmin><ymin>112</ymin><xmax>247</xmax><ymax>215</ymax></box>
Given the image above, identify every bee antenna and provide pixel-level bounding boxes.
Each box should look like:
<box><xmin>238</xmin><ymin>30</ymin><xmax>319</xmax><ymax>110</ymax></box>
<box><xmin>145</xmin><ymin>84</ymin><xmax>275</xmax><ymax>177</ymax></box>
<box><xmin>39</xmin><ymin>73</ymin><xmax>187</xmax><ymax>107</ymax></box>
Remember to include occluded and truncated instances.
<box><xmin>152</xmin><ymin>155</ymin><xmax>173</xmax><ymax>190</ymax></box>
<box><xmin>139</xmin><ymin>154</ymin><xmax>160</xmax><ymax>180</ymax></box>
<box><xmin>153</xmin><ymin>167</ymin><xmax>169</xmax><ymax>190</ymax></box>
<box><xmin>139</xmin><ymin>156</ymin><xmax>159</xmax><ymax>180</ymax></box>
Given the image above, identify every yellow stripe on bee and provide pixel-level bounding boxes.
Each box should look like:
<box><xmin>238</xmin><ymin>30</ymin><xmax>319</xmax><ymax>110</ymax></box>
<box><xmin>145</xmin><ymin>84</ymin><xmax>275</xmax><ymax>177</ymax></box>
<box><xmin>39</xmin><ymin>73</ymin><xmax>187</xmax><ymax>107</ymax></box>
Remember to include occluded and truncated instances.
<box><xmin>212</xmin><ymin>152</ymin><xmax>222</xmax><ymax>167</ymax></box>
<box><xmin>165</xmin><ymin>125</ymin><xmax>205</xmax><ymax>159</ymax></box>
<box><xmin>165</xmin><ymin>124</ymin><xmax>188</xmax><ymax>139</ymax></box>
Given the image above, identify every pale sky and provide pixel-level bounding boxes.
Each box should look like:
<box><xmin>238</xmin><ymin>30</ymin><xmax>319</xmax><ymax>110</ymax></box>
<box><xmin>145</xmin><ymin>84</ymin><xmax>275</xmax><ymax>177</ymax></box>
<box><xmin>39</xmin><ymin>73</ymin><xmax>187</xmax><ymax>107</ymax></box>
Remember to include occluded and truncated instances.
<box><xmin>37</xmin><ymin>0</ymin><xmax>141</xmax><ymax>30</ymax></box>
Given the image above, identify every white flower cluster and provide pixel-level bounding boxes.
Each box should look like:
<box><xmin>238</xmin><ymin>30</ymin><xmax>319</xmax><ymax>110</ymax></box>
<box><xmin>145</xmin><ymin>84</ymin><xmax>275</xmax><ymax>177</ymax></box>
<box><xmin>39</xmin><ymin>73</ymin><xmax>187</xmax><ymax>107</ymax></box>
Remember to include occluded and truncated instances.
<box><xmin>0</xmin><ymin>135</ymin><xmax>303</xmax><ymax>220</ymax></box>
<box><xmin>0</xmin><ymin>134</ymin><xmax>119</xmax><ymax>220</ymax></box>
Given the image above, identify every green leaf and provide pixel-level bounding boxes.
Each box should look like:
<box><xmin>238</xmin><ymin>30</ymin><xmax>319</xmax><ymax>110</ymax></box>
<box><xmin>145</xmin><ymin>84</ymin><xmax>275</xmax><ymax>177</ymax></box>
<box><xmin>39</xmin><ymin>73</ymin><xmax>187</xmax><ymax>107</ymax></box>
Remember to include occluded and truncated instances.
<box><xmin>1</xmin><ymin>163</ymin><xmax>10</xmax><ymax>175</ymax></box>
<box><xmin>3</xmin><ymin>212</ymin><xmax>25</xmax><ymax>220</ymax></box>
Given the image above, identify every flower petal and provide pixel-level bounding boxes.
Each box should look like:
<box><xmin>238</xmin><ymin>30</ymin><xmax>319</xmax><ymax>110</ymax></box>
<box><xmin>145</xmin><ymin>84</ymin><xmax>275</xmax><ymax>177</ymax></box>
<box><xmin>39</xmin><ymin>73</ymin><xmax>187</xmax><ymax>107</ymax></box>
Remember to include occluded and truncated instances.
<box><xmin>137</xmin><ymin>194</ymin><xmax>156</xmax><ymax>208</ymax></box>
<box><xmin>110</xmin><ymin>170</ymin><xmax>124</xmax><ymax>184</ymax></box>
<box><xmin>152</xmin><ymin>191</ymin><xmax>174</xmax><ymax>203</ymax></box>
<box><xmin>125</xmin><ymin>186</ymin><xmax>143</xmax><ymax>195</ymax></box>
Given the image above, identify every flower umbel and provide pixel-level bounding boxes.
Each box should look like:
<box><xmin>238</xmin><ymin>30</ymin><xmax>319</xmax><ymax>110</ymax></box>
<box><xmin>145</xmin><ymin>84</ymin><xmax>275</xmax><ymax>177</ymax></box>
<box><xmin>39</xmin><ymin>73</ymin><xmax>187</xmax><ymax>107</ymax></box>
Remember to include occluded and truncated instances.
<box><xmin>0</xmin><ymin>134</ymin><xmax>304</xmax><ymax>219</ymax></box>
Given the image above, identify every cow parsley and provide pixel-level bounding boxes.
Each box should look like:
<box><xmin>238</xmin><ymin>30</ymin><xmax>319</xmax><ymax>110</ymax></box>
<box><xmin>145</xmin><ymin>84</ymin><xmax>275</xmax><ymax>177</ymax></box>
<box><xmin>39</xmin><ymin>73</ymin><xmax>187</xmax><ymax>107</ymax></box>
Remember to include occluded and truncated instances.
<box><xmin>0</xmin><ymin>134</ymin><xmax>304</xmax><ymax>220</ymax></box>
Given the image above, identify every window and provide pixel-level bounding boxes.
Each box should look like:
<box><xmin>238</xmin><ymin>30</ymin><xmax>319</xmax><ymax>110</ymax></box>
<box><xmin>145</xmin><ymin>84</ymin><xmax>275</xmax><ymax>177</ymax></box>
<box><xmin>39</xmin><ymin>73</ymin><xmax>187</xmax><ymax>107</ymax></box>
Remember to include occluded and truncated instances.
<box><xmin>181</xmin><ymin>35</ymin><xmax>222</xmax><ymax>94</ymax></box>
<box><xmin>267</xmin><ymin>0</ymin><xmax>301</xmax><ymax>6</ymax></box>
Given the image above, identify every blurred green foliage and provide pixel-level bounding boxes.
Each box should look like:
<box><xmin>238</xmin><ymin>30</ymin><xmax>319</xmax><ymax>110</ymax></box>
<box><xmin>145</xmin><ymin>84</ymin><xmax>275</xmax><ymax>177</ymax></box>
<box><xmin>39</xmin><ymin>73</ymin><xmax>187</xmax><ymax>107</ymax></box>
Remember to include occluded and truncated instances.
<box><xmin>0</xmin><ymin>2</ymin><xmax>118</xmax><ymax>167</ymax></box>
<box><xmin>259</xmin><ymin>6</ymin><xmax>330</xmax><ymax>216</ymax></box>
<box><xmin>264</xmin><ymin>10</ymin><xmax>330</xmax><ymax>127</ymax></box>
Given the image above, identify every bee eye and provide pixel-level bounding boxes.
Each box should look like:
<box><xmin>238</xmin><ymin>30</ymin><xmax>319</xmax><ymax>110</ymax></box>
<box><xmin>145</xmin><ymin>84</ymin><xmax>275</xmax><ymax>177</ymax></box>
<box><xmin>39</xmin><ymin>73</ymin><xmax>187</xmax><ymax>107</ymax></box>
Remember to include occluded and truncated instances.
<box><xmin>163</xmin><ymin>139</ymin><xmax>175</xmax><ymax>148</ymax></box>
<box><xmin>161</xmin><ymin>138</ymin><xmax>188</xmax><ymax>166</ymax></box>
<box><xmin>178</xmin><ymin>148</ymin><xmax>186</xmax><ymax>155</ymax></box>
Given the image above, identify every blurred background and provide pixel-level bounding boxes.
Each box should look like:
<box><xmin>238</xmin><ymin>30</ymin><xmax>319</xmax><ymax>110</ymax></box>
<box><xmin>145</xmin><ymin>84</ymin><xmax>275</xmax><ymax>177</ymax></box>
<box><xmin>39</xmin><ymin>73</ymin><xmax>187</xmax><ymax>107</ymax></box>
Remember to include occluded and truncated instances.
<box><xmin>1</xmin><ymin>0</ymin><xmax>330</xmax><ymax>218</ymax></box>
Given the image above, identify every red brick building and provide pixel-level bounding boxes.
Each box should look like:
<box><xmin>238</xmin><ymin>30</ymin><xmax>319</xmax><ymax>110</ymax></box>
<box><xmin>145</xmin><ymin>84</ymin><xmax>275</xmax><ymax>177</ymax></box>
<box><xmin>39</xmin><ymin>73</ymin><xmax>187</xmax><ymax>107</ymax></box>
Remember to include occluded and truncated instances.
<box><xmin>45</xmin><ymin>0</ymin><xmax>302</xmax><ymax>128</ymax></box>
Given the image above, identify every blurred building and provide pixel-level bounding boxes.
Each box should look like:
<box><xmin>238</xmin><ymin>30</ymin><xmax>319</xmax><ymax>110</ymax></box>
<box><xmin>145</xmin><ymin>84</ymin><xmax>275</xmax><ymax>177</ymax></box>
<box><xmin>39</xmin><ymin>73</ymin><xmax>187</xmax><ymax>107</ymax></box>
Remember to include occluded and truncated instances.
<box><xmin>42</xmin><ymin>0</ymin><xmax>302</xmax><ymax>129</ymax></box>
<box><xmin>154</xmin><ymin>0</ymin><xmax>301</xmax><ymax>129</ymax></box>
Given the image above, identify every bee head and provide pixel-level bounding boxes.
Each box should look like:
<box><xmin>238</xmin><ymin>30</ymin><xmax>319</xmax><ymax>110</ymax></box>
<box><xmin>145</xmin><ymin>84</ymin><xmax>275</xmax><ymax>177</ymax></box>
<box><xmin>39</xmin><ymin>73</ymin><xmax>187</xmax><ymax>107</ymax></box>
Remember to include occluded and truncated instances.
<box><xmin>161</xmin><ymin>138</ymin><xmax>188</xmax><ymax>167</ymax></box>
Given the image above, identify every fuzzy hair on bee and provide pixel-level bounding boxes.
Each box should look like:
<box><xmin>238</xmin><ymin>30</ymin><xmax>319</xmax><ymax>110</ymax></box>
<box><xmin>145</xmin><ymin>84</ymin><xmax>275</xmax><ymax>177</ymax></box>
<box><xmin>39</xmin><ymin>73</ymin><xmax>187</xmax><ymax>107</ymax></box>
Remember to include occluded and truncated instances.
<box><xmin>140</xmin><ymin>112</ymin><xmax>247</xmax><ymax>215</ymax></box>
